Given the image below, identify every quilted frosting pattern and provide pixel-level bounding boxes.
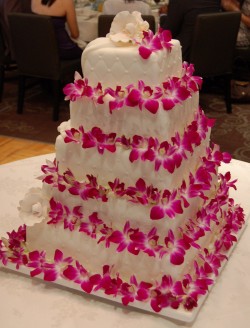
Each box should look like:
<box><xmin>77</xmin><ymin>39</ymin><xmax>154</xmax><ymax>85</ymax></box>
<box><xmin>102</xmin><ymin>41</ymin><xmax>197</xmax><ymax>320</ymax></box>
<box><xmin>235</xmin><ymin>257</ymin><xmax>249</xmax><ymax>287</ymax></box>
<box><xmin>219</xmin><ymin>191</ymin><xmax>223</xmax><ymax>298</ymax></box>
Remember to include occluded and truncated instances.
<box><xmin>82</xmin><ymin>38</ymin><xmax>182</xmax><ymax>89</ymax></box>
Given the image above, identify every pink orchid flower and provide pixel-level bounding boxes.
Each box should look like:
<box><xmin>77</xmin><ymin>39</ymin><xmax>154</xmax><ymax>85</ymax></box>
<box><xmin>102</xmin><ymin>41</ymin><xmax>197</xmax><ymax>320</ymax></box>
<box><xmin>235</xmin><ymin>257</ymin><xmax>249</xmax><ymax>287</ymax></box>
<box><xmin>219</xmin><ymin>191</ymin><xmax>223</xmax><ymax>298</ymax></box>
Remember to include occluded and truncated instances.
<box><xmin>199</xmin><ymin>249</ymin><xmax>227</xmax><ymax>276</ymax></box>
<box><xmin>108</xmin><ymin>178</ymin><xmax>125</xmax><ymax>196</ymax></box>
<box><xmin>135</xmin><ymin>227</ymin><xmax>162</xmax><ymax>257</ymax></box>
<box><xmin>83</xmin><ymin>127</ymin><xmax>116</xmax><ymax>154</ymax></box>
<box><xmin>79</xmin><ymin>212</ymin><xmax>103</xmax><ymax>239</ymax></box>
<box><xmin>126</xmin><ymin>80</ymin><xmax>160</xmax><ymax>113</ymax></box>
<box><xmin>104</xmin><ymin>86</ymin><xmax>127</xmax><ymax>113</ymax></box>
<box><xmin>27</xmin><ymin>250</ymin><xmax>47</xmax><ymax>277</ymax></box>
<box><xmin>108</xmin><ymin>221</ymin><xmax>140</xmax><ymax>255</ymax></box>
<box><xmin>68</xmin><ymin>175</ymin><xmax>101</xmax><ymax>201</ymax></box>
<box><xmin>43</xmin><ymin>249</ymin><xmax>73</xmax><ymax>282</ymax></box>
<box><xmin>47</xmin><ymin>198</ymin><xmax>64</xmax><ymax>225</ymax></box>
<box><xmin>40</xmin><ymin>159</ymin><xmax>66</xmax><ymax>192</ymax></box>
<box><xmin>150</xmin><ymin>189</ymin><xmax>183</xmax><ymax>220</ymax></box>
<box><xmin>64</xmin><ymin>205</ymin><xmax>83</xmax><ymax>231</ymax></box>
<box><xmin>139</xmin><ymin>29</ymin><xmax>163</xmax><ymax>59</ymax></box>
<box><xmin>150</xmin><ymin>275</ymin><xmax>183</xmax><ymax>312</ymax></box>
<box><xmin>64</xmin><ymin>126</ymin><xmax>84</xmax><ymax>144</ymax></box>
<box><xmin>63</xmin><ymin>76</ymin><xmax>93</xmax><ymax>101</ymax></box>
<box><xmin>63</xmin><ymin>260</ymin><xmax>101</xmax><ymax>293</ymax></box>
<box><xmin>161</xmin><ymin>77</ymin><xmax>190</xmax><ymax>110</ymax></box>
<box><xmin>164</xmin><ymin>230</ymin><xmax>188</xmax><ymax>265</ymax></box>
<box><xmin>138</xmin><ymin>28</ymin><xmax>172</xmax><ymax>60</ymax></box>
<box><xmin>95</xmin><ymin>265</ymin><xmax>123</xmax><ymax>296</ymax></box>
<box><xmin>126</xmin><ymin>178</ymin><xmax>160</xmax><ymax>205</ymax></box>
<box><xmin>182</xmin><ymin>62</ymin><xmax>203</xmax><ymax>92</ymax></box>
<box><xmin>129</xmin><ymin>135</ymin><xmax>150</xmax><ymax>162</ymax></box>
<box><xmin>120</xmin><ymin>275</ymin><xmax>152</xmax><ymax>305</ymax></box>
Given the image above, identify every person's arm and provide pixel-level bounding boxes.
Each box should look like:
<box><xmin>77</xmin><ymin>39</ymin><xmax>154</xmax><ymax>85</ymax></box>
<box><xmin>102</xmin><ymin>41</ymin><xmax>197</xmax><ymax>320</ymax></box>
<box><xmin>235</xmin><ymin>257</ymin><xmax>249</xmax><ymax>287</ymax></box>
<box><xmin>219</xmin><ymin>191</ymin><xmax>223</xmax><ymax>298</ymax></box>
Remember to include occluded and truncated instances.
<box><xmin>64</xmin><ymin>0</ymin><xmax>79</xmax><ymax>39</ymax></box>
<box><xmin>221</xmin><ymin>0</ymin><xmax>240</xmax><ymax>12</ymax></box>
<box><xmin>221</xmin><ymin>0</ymin><xmax>250</xmax><ymax>28</ymax></box>
<box><xmin>160</xmin><ymin>0</ymin><xmax>184</xmax><ymax>37</ymax></box>
<box><xmin>241</xmin><ymin>12</ymin><xmax>250</xmax><ymax>27</ymax></box>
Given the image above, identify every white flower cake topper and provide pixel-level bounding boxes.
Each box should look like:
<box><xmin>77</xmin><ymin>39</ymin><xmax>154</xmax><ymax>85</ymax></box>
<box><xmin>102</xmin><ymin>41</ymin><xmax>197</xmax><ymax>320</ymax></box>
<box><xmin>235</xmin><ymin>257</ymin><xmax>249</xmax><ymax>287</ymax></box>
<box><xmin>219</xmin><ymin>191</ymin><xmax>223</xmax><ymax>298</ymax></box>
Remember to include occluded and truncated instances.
<box><xmin>108</xmin><ymin>11</ymin><xmax>149</xmax><ymax>45</ymax></box>
<box><xmin>19</xmin><ymin>188</ymin><xmax>49</xmax><ymax>226</ymax></box>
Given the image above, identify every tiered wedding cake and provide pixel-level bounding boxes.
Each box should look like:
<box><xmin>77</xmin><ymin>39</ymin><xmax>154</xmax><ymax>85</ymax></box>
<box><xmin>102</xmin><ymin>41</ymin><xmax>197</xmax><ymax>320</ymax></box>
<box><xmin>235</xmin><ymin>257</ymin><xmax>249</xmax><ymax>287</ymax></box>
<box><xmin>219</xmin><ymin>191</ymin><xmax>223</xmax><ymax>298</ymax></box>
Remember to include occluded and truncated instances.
<box><xmin>0</xmin><ymin>12</ymin><xmax>245</xmax><ymax>317</ymax></box>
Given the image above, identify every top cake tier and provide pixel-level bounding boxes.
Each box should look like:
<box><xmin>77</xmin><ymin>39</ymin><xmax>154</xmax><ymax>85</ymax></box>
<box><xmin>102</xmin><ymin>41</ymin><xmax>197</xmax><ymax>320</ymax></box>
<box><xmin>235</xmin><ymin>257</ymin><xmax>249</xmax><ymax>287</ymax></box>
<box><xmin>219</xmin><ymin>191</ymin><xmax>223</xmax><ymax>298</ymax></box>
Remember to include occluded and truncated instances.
<box><xmin>81</xmin><ymin>12</ymin><xmax>182</xmax><ymax>89</ymax></box>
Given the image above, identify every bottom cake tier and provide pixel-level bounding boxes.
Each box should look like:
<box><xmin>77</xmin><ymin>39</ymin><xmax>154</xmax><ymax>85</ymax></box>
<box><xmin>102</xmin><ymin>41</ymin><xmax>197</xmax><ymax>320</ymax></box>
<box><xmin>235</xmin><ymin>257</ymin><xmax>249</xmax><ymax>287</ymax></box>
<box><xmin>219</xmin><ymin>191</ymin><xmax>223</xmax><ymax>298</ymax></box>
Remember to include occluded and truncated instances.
<box><xmin>0</xmin><ymin>206</ymin><xmax>246</xmax><ymax>323</ymax></box>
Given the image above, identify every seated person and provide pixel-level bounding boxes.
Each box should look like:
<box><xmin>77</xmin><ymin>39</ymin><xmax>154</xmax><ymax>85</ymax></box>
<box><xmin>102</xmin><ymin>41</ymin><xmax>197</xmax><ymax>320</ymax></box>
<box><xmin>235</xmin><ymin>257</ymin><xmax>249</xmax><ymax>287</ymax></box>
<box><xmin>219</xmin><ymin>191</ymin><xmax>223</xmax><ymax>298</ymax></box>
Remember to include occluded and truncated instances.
<box><xmin>31</xmin><ymin>0</ymin><xmax>82</xmax><ymax>59</ymax></box>
<box><xmin>221</xmin><ymin>0</ymin><xmax>250</xmax><ymax>81</ymax></box>
<box><xmin>221</xmin><ymin>0</ymin><xmax>250</xmax><ymax>47</ymax></box>
<box><xmin>159</xmin><ymin>4</ymin><xmax>168</xmax><ymax>16</ymax></box>
<box><xmin>102</xmin><ymin>0</ymin><xmax>152</xmax><ymax>15</ymax></box>
<box><xmin>160</xmin><ymin>0</ymin><xmax>221</xmax><ymax>62</ymax></box>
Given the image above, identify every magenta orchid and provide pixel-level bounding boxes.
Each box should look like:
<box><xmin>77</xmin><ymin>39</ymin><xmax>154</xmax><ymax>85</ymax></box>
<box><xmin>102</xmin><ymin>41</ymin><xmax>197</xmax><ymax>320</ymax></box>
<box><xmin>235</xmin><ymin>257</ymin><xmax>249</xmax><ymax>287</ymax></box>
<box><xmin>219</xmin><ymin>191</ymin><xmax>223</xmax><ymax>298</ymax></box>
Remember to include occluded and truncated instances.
<box><xmin>120</xmin><ymin>275</ymin><xmax>152</xmax><ymax>305</ymax></box>
<box><xmin>164</xmin><ymin>230</ymin><xmax>189</xmax><ymax>265</ymax></box>
<box><xmin>63</xmin><ymin>260</ymin><xmax>101</xmax><ymax>293</ymax></box>
<box><xmin>161</xmin><ymin>78</ymin><xmax>190</xmax><ymax>111</ymax></box>
<box><xmin>63</xmin><ymin>76</ymin><xmax>94</xmax><ymax>101</ymax></box>
<box><xmin>43</xmin><ymin>249</ymin><xmax>73</xmax><ymax>281</ymax></box>
<box><xmin>27</xmin><ymin>250</ymin><xmax>47</xmax><ymax>277</ymax></box>
<box><xmin>182</xmin><ymin>62</ymin><xmax>203</xmax><ymax>92</ymax></box>
<box><xmin>104</xmin><ymin>86</ymin><xmax>127</xmax><ymax>113</ymax></box>
<box><xmin>79</xmin><ymin>212</ymin><xmax>103</xmax><ymax>239</ymax></box>
<box><xmin>126</xmin><ymin>80</ymin><xmax>160</xmax><ymax>113</ymax></box>
<box><xmin>108</xmin><ymin>221</ymin><xmax>141</xmax><ymax>255</ymax></box>
<box><xmin>138</xmin><ymin>29</ymin><xmax>173</xmax><ymax>60</ymax></box>
<box><xmin>150</xmin><ymin>189</ymin><xmax>183</xmax><ymax>220</ymax></box>
<box><xmin>40</xmin><ymin>159</ymin><xmax>66</xmax><ymax>192</ymax></box>
<box><xmin>150</xmin><ymin>274</ymin><xmax>184</xmax><ymax>312</ymax></box>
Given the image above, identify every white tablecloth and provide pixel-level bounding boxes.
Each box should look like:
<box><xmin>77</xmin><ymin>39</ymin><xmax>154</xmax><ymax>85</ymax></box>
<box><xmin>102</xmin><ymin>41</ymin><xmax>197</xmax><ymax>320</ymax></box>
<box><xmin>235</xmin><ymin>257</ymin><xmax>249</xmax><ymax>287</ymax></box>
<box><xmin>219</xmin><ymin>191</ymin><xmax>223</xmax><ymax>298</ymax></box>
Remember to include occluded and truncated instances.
<box><xmin>0</xmin><ymin>155</ymin><xmax>250</xmax><ymax>328</ymax></box>
<box><xmin>75</xmin><ymin>7</ymin><xmax>100</xmax><ymax>43</ymax></box>
<box><xmin>74</xmin><ymin>6</ymin><xmax>159</xmax><ymax>44</ymax></box>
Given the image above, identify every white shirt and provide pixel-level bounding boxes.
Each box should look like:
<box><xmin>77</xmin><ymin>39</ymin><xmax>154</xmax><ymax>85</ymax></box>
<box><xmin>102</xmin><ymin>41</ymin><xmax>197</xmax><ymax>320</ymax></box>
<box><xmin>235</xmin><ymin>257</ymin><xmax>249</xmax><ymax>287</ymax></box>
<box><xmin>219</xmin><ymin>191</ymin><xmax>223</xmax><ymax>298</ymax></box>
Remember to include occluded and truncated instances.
<box><xmin>102</xmin><ymin>0</ymin><xmax>152</xmax><ymax>15</ymax></box>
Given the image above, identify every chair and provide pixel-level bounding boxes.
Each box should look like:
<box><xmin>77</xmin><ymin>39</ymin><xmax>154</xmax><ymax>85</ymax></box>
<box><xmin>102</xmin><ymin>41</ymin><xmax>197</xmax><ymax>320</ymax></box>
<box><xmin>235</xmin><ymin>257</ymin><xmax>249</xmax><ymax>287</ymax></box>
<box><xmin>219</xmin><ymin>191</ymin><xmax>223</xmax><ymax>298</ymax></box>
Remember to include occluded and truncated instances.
<box><xmin>233</xmin><ymin>46</ymin><xmax>250</xmax><ymax>82</ymax></box>
<box><xmin>189</xmin><ymin>12</ymin><xmax>241</xmax><ymax>114</ymax></box>
<box><xmin>159</xmin><ymin>14</ymin><xmax>167</xmax><ymax>28</ymax></box>
<box><xmin>8</xmin><ymin>12</ymin><xmax>82</xmax><ymax>121</ymax></box>
<box><xmin>98</xmin><ymin>14</ymin><xmax>156</xmax><ymax>37</ymax></box>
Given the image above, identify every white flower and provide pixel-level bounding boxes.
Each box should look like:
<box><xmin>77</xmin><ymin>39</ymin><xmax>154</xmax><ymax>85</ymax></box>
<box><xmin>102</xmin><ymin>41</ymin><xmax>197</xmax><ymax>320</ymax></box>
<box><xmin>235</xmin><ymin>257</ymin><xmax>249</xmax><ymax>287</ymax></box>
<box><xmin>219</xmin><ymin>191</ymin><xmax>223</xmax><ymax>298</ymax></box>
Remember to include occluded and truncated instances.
<box><xmin>19</xmin><ymin>188</ymin><xmax>49</xmax><ymax>226</ymax></box>
<box><xmin>108</xmin><ymin>11</ymin><xmax>149</xmax><ymax>45</ymax></box>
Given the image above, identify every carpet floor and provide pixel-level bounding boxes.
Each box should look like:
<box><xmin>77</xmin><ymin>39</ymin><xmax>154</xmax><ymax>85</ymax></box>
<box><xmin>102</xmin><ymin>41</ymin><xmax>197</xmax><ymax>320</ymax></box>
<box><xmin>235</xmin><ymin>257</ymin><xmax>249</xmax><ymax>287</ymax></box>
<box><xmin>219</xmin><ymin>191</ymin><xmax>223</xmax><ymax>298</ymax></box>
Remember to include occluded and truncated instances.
<box><xmin>1</xmin><ymin>74</ymin><xmax>250</xmax><ymax>162</ymax></box>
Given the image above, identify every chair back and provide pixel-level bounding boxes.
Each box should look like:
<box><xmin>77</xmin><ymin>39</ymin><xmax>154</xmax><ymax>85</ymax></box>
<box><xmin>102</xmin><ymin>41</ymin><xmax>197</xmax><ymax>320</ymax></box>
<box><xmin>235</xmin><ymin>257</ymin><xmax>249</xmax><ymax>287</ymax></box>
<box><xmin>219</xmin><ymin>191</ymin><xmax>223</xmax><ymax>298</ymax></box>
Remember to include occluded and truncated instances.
<box><xmin>0</xmin><ymin>23</ymin><xmax>5</xmax><ymax>64</ymax></box>
<box><xmin>8</xmin><ymin>12</ymin><xmax>61</xmax><ymax>80</ymax></box>
<box><xmin>98</xmin><ymin>14</ymin><xmax>156</xmax><ymax>37</ymax></box>
<box><xmin>190</xmin><ymin>12</ymin><xmax>241</xmax><ymax>78</ymax></box>
<box><xmin>159</xmin><ymin>14</ymin><xmax>167</xmax><ymax>28</ymax></box>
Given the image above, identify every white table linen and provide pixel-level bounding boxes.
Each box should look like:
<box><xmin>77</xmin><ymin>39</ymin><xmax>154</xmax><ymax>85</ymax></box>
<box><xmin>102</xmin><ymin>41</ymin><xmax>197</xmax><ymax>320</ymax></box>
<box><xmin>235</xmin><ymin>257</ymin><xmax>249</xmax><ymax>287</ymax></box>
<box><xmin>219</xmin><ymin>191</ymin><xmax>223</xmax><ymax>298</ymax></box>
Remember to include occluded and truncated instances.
<box><xmin>75</xmin><ymin>7</ymin><xmax>100</xmax><ymax>44</ymax></box>
<box><xmin>0</xmin><ymin>155</ymin><xmax>250</xmax><ymax>328</ymax></box>
<box><xmin>73</xmin><ymin>6</ymin><xmax>159</xmax><ymax>45</ymax></box>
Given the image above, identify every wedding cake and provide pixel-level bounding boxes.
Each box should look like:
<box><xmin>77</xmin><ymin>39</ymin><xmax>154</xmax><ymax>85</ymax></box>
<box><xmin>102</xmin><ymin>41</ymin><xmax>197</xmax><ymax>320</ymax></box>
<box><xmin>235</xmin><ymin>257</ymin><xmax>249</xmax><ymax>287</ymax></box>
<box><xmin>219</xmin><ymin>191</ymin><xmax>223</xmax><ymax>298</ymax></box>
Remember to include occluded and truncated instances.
<box><xmin>0</xmin><ymin>12</ymin><xmax>245</xmax><ymax>317</ymax></box>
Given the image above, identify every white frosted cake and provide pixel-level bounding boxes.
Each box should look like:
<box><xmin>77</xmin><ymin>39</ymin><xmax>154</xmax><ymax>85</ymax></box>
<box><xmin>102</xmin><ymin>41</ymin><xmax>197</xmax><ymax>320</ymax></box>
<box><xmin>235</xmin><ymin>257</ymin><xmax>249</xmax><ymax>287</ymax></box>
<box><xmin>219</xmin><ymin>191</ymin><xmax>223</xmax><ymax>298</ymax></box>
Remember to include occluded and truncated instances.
<box><xmin>0</xmin><ymin>12</ymin><xmax>246</xmax><ymax>317</ymax></box>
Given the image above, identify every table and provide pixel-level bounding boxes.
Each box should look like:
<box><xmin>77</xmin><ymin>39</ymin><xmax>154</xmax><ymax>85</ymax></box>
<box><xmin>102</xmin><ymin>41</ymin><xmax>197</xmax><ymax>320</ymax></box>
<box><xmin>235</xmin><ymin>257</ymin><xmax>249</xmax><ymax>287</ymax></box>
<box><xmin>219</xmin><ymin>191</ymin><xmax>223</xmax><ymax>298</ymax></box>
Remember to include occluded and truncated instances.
<box><xmin>73</xmin><ymin>6</ymin><xmax>160</xmax><ymax>45</ymax></box>
<box><xmin>0</xmin><ymin>155</ymin><xmax>250</xmax><ymax>328</ymax></box>
<box><xmin>75</xmin><ymin>7</ymin><xmax>100</xmax><ymax>43</ymax></box>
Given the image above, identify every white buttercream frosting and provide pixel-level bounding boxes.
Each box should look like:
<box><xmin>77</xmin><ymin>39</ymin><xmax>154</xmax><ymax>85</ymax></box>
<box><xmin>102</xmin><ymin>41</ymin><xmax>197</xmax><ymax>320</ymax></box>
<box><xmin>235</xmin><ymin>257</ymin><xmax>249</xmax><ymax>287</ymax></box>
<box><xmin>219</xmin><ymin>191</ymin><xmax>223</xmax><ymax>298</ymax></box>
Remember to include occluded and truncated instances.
<box><xmin>81</xmin><ymin>37</ymin><xmax>182</xmax><ymax>89</ymax></box>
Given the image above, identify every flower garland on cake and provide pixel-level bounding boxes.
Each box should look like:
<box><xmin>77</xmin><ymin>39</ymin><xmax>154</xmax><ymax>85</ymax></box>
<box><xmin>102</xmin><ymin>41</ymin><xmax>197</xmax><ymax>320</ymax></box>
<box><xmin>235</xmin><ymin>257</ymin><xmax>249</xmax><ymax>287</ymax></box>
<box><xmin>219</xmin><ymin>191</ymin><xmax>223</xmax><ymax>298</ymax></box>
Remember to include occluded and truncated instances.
<box><xmin>63</xmin><ymin>62</ymin><xmax>202</xmax><ymax>114</ymax></box>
